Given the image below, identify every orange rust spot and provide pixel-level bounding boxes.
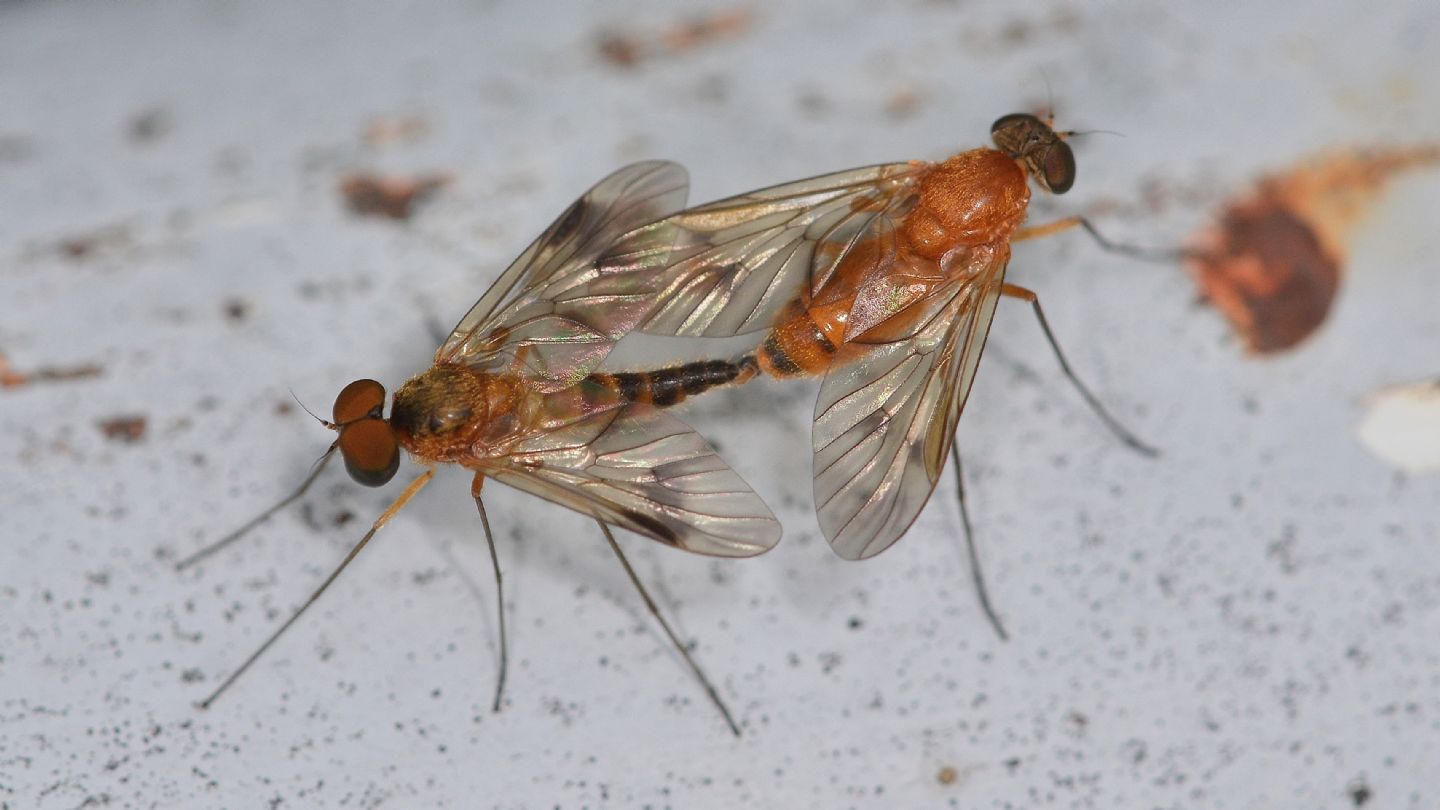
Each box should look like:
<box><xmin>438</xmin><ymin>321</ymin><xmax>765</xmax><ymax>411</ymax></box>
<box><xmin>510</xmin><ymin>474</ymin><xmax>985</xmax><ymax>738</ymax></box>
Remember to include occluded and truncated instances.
<box><xmin>1187</xmin><ymin>145</ymin><xmax>1440</xmax><ymax>354</ymax></box>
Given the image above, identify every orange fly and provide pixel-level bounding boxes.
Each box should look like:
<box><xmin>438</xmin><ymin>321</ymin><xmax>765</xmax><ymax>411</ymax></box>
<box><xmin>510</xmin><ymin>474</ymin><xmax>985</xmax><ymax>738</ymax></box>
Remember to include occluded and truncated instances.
<box><xmin>611</xmin><ymin>113</ymin><xmax>1159</xmax><ymax>638</ymax></box>
<box><xmin>178</xmin><ymin>162</ymin><xmax>781</xmax><ymax>736</ymax></box>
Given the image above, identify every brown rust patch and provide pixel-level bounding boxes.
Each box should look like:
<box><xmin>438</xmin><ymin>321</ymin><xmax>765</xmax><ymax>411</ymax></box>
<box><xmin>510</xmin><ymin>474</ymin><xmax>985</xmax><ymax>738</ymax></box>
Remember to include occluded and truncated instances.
<box><xmin>340</xmin><ymin>173</ymin><xmax>449</xmax><ymax>220</ymax></box>
<box><xmin>0</xmin><ymin>353</ymin><xmax>103</xmax><ymax>389</ymax></box>
<box><xmin>597</xmin><ymin>9</ymin><xmax>752</xmax><ymax>68</ymax></box>
<box><xmin>1187</xmin><ymin>145</ymin><xmax>1440</xmax><ymax>354</ymax></box>
<box><xmin>98</xmin><ymin>415</ymin><xmax>147</xmax><ymax>443</ymax></box>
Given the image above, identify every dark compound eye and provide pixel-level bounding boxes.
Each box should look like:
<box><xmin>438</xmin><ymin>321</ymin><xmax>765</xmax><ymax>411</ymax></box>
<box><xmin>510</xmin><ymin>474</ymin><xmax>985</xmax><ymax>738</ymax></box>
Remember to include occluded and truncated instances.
<box><xmin>1041</xmin><ymin>141</ymin><xmax>1076</xmax><ymax>194</ymax></box>
<box><xmin>337</xmin><ymin>417</ymin><xmax>400</xmax><ymax>487</ymax></box>
<box><xmin>990</xmin><ymin>112</ymin><xmax>1035</xmax><ymax>141</ymax></box>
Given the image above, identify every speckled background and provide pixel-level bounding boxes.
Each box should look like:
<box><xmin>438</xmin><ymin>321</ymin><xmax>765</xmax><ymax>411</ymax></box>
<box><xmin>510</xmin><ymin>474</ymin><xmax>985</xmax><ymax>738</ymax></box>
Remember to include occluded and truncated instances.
<box><xmin>3</xmin><ymin>1</ymin><xmax>1438</xmax><ymax>808</ymax></box>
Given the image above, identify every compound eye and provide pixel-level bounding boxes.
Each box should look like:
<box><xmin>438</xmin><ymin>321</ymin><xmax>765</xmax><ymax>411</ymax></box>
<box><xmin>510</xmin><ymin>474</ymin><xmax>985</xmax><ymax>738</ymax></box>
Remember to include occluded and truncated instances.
<box><xmin>1040</xmin><ymin>141</ymin><xmax>1076</xmax><ymax>194</ymax></box>
<box><xmin>338</xmin><ymin>417</ymin><xmax>400</xmax><ymax>487</ymax></box>
<box><xmin>333</xmin><ymin>379</ymin><xmax>387</xmax><ymax>424</ymax></box>
<box><xmin>990</xmin><ymin>112</ymin><xmax>1032</xmax><ymax>137</ymax></box>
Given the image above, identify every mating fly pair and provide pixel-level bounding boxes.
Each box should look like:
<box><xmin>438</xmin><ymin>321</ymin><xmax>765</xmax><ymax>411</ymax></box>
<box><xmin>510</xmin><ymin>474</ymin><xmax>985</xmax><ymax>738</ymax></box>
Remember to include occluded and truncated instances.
<box><xmin>180</xmin><ymin>113</ymin><xmax>1155</xmax><ymax>736</ymax></box>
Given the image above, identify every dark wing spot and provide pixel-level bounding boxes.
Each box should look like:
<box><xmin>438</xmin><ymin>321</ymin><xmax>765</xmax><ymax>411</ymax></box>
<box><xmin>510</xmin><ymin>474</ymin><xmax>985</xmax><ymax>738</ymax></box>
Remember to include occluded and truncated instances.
<box><xmin>622</xmin><ymin>509</ymin><xmax>679</xmax><ymax>546</ymax></box>
<box><xmin>548</xmin><ymin>199</ymin><xmax>588</xmax><ymax>247</ymax></box>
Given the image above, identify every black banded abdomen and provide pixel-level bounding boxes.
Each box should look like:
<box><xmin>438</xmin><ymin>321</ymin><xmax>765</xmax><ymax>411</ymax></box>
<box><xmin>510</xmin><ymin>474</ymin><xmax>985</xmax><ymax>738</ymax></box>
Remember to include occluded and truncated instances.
<box><xmin>588</xmin><ymin>357</ymin><xmax>759</xmax><ymax>408</ymax></box>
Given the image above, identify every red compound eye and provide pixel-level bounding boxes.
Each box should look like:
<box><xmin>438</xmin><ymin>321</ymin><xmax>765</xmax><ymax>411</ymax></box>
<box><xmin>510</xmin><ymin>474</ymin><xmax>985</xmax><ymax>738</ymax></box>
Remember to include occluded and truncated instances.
<box><xmin>338</xmin><ymin>417</ymin><xmax>400</xmax><ymax>487</ymax></box>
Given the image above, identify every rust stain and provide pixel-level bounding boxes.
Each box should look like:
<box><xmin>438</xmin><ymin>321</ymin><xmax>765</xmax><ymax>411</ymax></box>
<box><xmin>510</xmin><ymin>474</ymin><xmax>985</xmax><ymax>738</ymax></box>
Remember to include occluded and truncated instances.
<box><xmin>97</xmin><ymin>415</ymin><xmax>148</xmax><ymax>443</ymax></box>
<box><xmin>1186</xmin><ymin>145</ymin><xmax>1440</xmax><ymax>354</ymax></box>
<box><xmin>597</xmin><ymin>9</ymin><xmax>752</xmax><ymax>68</ymax></box>
<box><xmin>0</xmin><ymin>353</ymin><xmax>104</xmax><ymax>389</ymax></box>
<box><xmin>339</xmin><ymin>173</ymin><xmax>449</xmax><ymax>220</ymax></box>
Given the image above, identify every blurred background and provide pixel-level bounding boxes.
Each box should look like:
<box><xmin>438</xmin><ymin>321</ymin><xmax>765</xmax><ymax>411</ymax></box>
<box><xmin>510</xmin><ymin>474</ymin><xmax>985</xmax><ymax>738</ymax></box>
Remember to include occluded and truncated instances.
<box><xmin>2</xmin><ymin>1</ymin><xmax>1437</xmax><ymax>807</ymax></box>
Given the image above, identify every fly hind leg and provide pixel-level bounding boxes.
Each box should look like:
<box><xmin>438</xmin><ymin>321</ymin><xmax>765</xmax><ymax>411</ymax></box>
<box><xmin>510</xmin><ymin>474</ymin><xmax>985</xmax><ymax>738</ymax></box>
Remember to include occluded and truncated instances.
<box><xmin>1001</xmin><ymin>282</ymin><xmax>1158</xmax><ymax>457</ymax></box>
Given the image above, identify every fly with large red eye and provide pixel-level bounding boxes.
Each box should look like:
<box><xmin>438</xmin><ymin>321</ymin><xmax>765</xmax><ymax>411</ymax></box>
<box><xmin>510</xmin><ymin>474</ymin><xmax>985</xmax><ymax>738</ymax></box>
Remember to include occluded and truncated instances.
<box><xmin>178</xmin><ymin>161</ymin><xmax>778</xmax><ymax>738</ymax></box>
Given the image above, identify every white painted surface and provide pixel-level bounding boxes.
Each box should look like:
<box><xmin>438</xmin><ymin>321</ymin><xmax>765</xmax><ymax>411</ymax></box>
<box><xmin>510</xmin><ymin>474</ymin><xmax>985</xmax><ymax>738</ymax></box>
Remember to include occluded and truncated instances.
<box><xmin>2</xmin><ymin>1</ymin><xmax>1438</xmax><ymax>807</ymax></box>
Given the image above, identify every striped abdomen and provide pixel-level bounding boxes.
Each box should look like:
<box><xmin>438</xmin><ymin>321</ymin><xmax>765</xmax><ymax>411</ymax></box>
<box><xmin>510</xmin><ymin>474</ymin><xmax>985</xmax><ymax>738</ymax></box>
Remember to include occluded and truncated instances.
<box><xmin>755</xmin><ymin>298</ymin><xmax>850</xmax><ymax>380</ymax></box>
<box><xmin>588</xmin><ymin>357</ymin><xmax>760</xmax><ymax>408</ymax></box>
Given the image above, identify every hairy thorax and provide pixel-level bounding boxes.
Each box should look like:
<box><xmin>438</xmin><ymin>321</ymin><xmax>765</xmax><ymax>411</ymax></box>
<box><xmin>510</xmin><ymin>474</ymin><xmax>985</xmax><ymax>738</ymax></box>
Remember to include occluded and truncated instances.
<box><xmin>901</xmin><ymin>148</ymin><xmax>1031</xmax><ymax>260</ymax></box>
<box><xmin>389</xmin><ymin>363</ymin><xmax>525</xmax><ymax>464</ymax></box>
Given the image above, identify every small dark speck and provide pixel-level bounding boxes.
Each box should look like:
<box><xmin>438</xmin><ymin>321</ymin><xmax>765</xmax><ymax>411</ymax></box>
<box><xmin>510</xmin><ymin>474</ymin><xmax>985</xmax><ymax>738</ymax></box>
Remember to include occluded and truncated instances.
<box><xmin>1348</xmin><ymin>780</ymin><xmax>1372</xmax><ymax>806</ymax></box>
<box><xmin>1003</xmin><ymin>757</ymin><xmax>1021</xmax><ymax>774</ymax></box>
<box><xmin>223</xmin><ymin>298</ymin><xmax>251</xmax><ymax>323</ymax></box>
<box><xmin>846</xmin><ymin>617</ymin><xmax>862</xmax><ymax>630</ymax></box>
<box><xmin>180</xmin><ymin>668</ymin><xmax>204</xmax><ymax>683</ymax></box>
<box><xmin>128</xmin><ymin>107</ymin><xmax>172</xmax><ymax>144</ymax></box>
<box><xmin>275</xmin><ymin>400</ymin><xmax>295</xmax><ymax>417</ymax></box>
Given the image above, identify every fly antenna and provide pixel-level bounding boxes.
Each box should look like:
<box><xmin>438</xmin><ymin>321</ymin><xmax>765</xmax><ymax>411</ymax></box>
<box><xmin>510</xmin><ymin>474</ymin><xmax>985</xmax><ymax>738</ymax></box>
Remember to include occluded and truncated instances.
<box><xmin>1060</xmin><ymin>128</ymin><xmax>1125</xmax><ymax>140</ymax></box>
<box><xmin>1040</xmin><ymin>68</ymin><xmax>1057</xmax><ymax>125</ymax></box>
<box><xmin>289</xmin><ymin>387</ymin><xmax>333</xmax><ymax>428</ymax></box>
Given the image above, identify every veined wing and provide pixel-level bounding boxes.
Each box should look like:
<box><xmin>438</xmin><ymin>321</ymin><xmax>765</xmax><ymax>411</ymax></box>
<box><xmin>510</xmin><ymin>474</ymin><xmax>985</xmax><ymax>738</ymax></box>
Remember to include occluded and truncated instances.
<box><xmin>812</xmin><ymin>245</ymin><xmax>1009</xmax><ymax>560</ymax></box>
<box><xmin>480</xmin><ymin>397</ymin><xmax>780</xmax><ymax>557</ymax></box>
<box><xmin>637</xmin><ymin>162</ymin><xmax>926</xmax><ymax>338</ymax></box>
<box><xmin>437</xmin><ymin>161</ymin><xmax>690</xmax><ymax>390</ymax></box>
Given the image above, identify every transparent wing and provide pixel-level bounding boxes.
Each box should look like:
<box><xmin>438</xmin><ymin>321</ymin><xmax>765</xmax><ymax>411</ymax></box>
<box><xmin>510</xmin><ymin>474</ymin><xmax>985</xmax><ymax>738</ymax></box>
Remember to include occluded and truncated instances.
<box><xmin>636</xmin><ymin>162</ymin><xmax>926</xmax><ymax>338</ymax></box>
<box><xmin>812</xmin><ymin>246</ymin><xmax>1009</xmax><ymax>560</ymax></box>
<box><xmin>437</xmin><ymin>161</ymin><xmax>690</xmax><ymax>390</ymax></box>
<box><xmin>479</xmin><ymin>396</ymin><xmax>781</xmax><ymax>557</ymax></box>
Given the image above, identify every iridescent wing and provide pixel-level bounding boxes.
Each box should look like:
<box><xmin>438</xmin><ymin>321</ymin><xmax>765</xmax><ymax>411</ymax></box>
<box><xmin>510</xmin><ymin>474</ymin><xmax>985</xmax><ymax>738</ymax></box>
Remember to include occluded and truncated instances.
<box><xmin>437</xmin><ymin>161</ymin><xmax>690</xmax><ymax>391</ymax></box>
<box><xmin>479</xmin><ymin>391</ymin><xmax>781</xmax><ymax>557</ymax></box>
<box><xmin>635</xmin><ymin>162</ymin><xmax>926</xmax><ymax>338</ymax></box>
<box><xmin>811</xmin><ymin>245</ymin><xmax>1009</xmax><ymax>560</ymax></box>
